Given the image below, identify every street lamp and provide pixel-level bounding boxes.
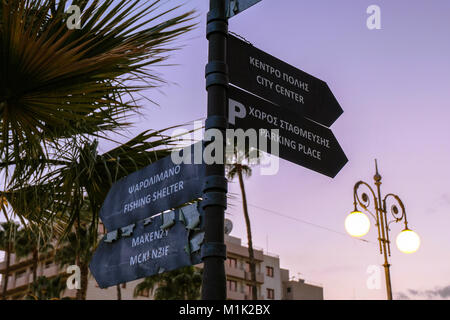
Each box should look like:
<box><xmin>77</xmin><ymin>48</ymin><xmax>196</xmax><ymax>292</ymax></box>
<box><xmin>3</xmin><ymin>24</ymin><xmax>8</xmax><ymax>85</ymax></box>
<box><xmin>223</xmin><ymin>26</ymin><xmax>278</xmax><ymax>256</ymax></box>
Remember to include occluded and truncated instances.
<box><xmin>346</xmin><ymin>160</ymin><xmax>420</xmax><ymax>300</ymax></box>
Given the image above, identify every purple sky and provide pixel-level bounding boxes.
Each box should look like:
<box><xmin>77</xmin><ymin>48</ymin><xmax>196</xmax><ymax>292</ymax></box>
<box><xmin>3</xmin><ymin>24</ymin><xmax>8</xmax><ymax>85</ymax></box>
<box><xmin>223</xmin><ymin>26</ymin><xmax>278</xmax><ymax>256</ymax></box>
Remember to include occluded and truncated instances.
<box><xmin>3</xmin><ymin>0</ymin><xmax>450</xmax><ymax>300</ymax></box>
<box><xmin>112</xmin><ymin>0</ymin><xmax>449</xmax><ymax>300</ymax></box>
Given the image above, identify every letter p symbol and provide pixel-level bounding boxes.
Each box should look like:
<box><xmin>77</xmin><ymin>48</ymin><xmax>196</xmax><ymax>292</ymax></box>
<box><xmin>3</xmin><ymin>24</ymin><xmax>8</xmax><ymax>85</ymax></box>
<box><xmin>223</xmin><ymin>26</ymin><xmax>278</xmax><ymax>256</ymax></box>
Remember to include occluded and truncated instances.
<box><xmin>228</xmin><ymin>99</ymin><xmax>246</xmax><ymax>125</ymax></box>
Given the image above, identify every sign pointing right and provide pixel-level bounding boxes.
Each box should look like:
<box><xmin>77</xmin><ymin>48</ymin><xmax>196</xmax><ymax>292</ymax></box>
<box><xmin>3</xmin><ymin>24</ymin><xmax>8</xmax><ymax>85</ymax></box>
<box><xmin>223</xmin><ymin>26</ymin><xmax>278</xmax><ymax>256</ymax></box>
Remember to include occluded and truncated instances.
<box><xmin>228</xmin><ymin>34</ymin><xmax>343</xmax><ymax>127</ymax></box>
<box><xmin>228</xmin><ymin>86</ymin><xmax>348</xmax><ymax>178</ymax></box>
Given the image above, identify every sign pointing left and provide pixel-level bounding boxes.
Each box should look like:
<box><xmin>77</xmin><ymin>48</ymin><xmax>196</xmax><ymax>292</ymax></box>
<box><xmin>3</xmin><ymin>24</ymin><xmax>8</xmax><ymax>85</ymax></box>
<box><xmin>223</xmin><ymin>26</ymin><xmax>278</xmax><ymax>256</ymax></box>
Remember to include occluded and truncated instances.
<box><xmin>91</xmin><ymin>204</ymin><xmax>204</xmax><ymax>288</ymax></box>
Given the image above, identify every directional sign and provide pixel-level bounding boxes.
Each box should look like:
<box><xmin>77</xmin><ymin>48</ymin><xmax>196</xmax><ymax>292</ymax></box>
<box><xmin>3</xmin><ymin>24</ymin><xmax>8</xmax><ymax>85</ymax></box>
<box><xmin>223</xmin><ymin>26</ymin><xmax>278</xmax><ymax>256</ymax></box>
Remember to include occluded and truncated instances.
<box><xmin>100</xmin><ymin>143</ymin><xmax>204</xmax><ymax>232</ymax></box>
<box><xmin>90</xmin><ymin>204</ymin><xmax>204</xmax><ymax>288</ymax></box>
<box><xmin>228</xmin><ymin>86</ymin><xmax>348</xmax><ymax>178</ymax></box>
<box><xmin>227</xmin><ymin>34</ymin><xmax>343</xmax><ymax>127</ymax></box>
<box><xmin>227</xmin><ymin>0</ymin><xmax>263</xmax><ymax>18</ymax></box>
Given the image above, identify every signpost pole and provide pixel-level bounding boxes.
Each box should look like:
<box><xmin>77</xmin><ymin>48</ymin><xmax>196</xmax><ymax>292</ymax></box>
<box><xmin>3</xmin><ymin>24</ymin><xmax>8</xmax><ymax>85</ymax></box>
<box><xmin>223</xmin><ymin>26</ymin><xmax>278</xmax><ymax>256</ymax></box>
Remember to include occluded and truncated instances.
<box><xmin>201</xmin><ymin>0</ymin><xmax>228</xmax><ymax>300</ymax></box>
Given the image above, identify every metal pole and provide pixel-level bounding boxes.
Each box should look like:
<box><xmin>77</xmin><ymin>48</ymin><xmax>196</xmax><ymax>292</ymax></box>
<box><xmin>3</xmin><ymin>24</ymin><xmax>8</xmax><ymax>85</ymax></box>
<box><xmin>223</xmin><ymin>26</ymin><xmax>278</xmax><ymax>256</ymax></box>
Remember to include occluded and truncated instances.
<box><xmin>377</xmin><ymin>205</ymin><xmax>393</xmax><ymax>300</ymax></box>
<box><xmin>201</xmin><ymin>0</ymin><xmax>228</xmax><ymax>300</ymax></box>
<box><xmin>373</xmin><ymin>161</ymin><xmax>393</xmax><ymax>300</ymax></box>
<box><xmin>380</xmin><ymin>225</ymin><xmax>393</xmax><ymax>300</ymax></box>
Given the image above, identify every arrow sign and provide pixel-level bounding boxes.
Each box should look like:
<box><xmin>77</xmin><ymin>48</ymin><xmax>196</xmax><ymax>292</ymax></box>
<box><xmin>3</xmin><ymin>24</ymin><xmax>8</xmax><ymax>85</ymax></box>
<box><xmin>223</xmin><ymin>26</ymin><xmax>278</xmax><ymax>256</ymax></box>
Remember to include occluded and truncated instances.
<box><xmin>227</xmin><ymin>0</ymin><xmax>263</xmax><ymax>18</ymax></box>
<box><xmin>228</xmin><ymin>86</ymin><xmax>348</xmax><ymax>178</ymax></box>
<box><xmin>227</xmin><ymin>34</ymin><xmax>343</xmax><ymax>127</ymax></box>
<box><xmin>90</xmin><ymin>204</ymin><xmax>204</xmax><ymax>288</ymax></box>
<box><xmin>100</xmin><ymin>143</ymin><xmax>204</xmax><ymax>232</ymax></box>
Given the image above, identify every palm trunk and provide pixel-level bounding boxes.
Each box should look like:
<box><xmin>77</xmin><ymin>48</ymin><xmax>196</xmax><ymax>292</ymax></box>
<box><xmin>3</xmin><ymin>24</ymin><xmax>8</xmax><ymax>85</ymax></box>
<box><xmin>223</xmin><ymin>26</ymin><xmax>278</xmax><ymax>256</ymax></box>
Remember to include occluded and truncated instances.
<box><xmin>78</xmin><ymin>263</ymin><xmax>89</xmax><ymax>300</ymax></box>
<box><xmin>32</xmin><ymin>248</ymin><xmax>38</xmax><ymax>283</ymax></box>
<box><xmin>1</xmin><ymin>243</ymin><xmax>11</xmax><ymax>300</ymax></box>
<box><xmin>116</xmin><ymin>284</ymin><xmax>122</xmax><ymax>300</ymax></box>
<box><xmin>237</xmin><ymin>166</ymin><xmax>257</xmax><ymax>300</ymax></box>
<box><xmin>75</xmin><ymin>255</ymin><xmax>81</xmax><ymax>300</ymax></box>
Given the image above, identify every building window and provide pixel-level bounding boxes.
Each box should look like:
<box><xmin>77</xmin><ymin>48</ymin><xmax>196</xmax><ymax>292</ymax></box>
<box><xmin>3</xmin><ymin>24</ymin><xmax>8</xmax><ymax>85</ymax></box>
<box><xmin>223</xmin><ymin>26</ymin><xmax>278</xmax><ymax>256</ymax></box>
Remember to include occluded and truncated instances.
<box><xmin>246</xmin><ymin>284</ymin><xmax>258</xmax><ymax>298</ymax></box>
<box><xmin>244</xmin><ymin>262</ymin><xmax>260</xmax><ymax>273</ymax></box>
<box><xmin>45</xmin><ymin>260</ymin><xmax>52</xmax><ymax>269</ymax></box>
<box><xmin>227</xmin><ymin>280</ymin><xmax>237</xmax><ymax>292</ymax></box>
<box><xmin>266</xmin><ymin>266</ymin><xmax>274</xmax><ymax>277</ymax></box>
<box><xmin>245</xmin><ymin>284</ymin><xmax>252</xmax><ymax>295</ymax></box>
<box><xmin>122</xmin><ymin>283</ymin><xmax>126</xmax><ymax>289</ymax></box>
<box><xmin>287</xmin><ymin>287</ymin><xmax>291</xmax><ymax>293</ymax></box>
<box><xmin>267</xmin><ymin>288</ymin><xmax>275</xmax><ymax>300</ymax></box>
<box><xmin>138</xmin><ymin>288</ymin><xmax>150</xmax><ymax>298</ymax></box>
<box><xmin>227</xmin><ymin>257</ymin><xmax>237</xmax><ymax>268</ymax></box>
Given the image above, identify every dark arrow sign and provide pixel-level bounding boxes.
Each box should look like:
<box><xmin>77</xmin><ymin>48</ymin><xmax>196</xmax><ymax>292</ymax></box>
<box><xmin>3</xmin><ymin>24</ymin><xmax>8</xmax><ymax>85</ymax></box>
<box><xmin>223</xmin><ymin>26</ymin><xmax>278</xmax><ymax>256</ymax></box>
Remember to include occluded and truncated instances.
<box><xmin>100</xmin><ymin>143</ymin><xmax>205</xmax><ymax>232</ymax></box>
<box><xmin>227</xmin><ymin>34</ymin><xmax>343</xmax><ymax>127</ymax></box>
<box><xmin>228</xmin><ymin>86</ymin><xmax>348</xmax><ymax>178</ymax></box>
<box><xmin>91</xmin><ymin>204</ymin><xmax>204</xmax><ymax>288</ymax></box>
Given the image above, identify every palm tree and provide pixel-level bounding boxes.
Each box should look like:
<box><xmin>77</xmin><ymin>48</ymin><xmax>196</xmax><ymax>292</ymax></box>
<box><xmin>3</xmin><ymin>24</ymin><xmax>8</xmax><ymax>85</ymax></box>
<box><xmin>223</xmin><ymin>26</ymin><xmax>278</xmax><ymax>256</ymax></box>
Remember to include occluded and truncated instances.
<box><xmin>0</xmin><ymin>0</ymin><xmax>196</xmax><ymax>237</ymax></box>
<box><xmin>0</xmin><ymin>220</ymin><xmax>20</xmax><ymax>299</ymax></box>
<box><xmin>226</xmin><ymin>150</ymin><xmax>258</xmax><ymax>300</ymax></box>
<box><xmin>5</xmin><ymin>128</ymin><xmax>179</xmax><ymax>237</ymax></box>
<box><xmin>1</xmin><ymin>0</ymin><xmax>198</xmax><ymax>300</ymax></box>
<box><xmin>1</xmin><ymin>0</ymin><xmax>197</xmax><ymax>236</ymax></box>
<box><xmin>5</xmin><ymin>127</ymin><xmax>184</xmax><ymax>300</ymax></box>
<box><xmin>134</xmin><ymin>266</ymin><xmax>202</xmax><ymax>300</ymax></box>
<box><xmin>25</xmin><ymin>275</ymin><xmax>66</xmax><ymax>300</ymax></box>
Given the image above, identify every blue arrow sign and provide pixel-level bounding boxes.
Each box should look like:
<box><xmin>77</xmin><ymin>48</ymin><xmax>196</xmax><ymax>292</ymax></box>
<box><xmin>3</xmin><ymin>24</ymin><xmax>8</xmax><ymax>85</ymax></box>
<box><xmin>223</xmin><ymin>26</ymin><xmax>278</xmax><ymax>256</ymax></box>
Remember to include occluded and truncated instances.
<box><xmin>99</xmin><ymin>143</ymin><xmax>205</xmax><ymax>232</ymax></box>
<box><xmin>90</xmin><ymin>203</ymin><xmax>204</xmax><ymax>288</ymax></box>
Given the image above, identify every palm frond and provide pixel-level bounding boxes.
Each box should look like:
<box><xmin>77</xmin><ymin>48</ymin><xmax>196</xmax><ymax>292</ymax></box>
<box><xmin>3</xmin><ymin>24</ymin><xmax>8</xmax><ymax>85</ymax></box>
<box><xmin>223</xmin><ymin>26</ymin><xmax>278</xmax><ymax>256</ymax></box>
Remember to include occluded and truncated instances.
<box><xmin>0</xmin><ymin>0</ymin><xmax>196</xmax><ymax>163</ymax></box>
<box><xmin>4</xmin><ymin>125</ymin><xmax>189</xmax><ymax>236</ymax></box>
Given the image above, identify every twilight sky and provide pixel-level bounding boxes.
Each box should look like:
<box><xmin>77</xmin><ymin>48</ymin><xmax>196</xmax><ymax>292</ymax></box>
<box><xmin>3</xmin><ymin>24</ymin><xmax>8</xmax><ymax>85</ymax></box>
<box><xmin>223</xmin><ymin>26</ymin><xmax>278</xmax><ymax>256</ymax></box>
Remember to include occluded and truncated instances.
<box><xmin>3</xmin><ymin>0</ymin><xmax>450</xmax><ymax>300</ymax></box>
<box><xmin>112</xmin><ymin>0</ymin><xmax>448</xmax><ymax>300</ymax></box>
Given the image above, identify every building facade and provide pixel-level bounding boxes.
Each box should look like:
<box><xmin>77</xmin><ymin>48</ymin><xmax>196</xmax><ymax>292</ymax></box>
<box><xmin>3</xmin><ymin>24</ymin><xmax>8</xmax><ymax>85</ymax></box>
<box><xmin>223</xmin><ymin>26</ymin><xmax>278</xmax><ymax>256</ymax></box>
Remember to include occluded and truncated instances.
<box><xmin>0</xmin><ymin>234</ymin><xmax>323</xmax><ymax>300</ymax></box>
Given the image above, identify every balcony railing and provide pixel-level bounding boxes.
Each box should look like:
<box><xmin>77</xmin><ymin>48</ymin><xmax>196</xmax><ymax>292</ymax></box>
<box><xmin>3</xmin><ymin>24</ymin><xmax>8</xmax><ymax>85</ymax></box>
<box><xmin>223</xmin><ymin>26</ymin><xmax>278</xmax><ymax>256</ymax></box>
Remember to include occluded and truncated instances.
<box><xmin>225</xmin><ymin>265</ymin><xmax>245</xmax><ymax>279</ymax></box>
<box><xmin>227</xmin><ymin>290</ymin><xmax>246</xmax><ymax>300</ymax></box>
<box><xmin>244</xmin><ymin>294</ymin><xmax>265</xmax><ymax>300</ymax></box>
<box><xmin>244</xmin><ymin>271</ymin><xmax>264</xmax><ymax>284</ymax></box>
<box><xmin>226</xmin><ymin>243</ymin><xmax>264</xmax><ymax>261</ymax></box>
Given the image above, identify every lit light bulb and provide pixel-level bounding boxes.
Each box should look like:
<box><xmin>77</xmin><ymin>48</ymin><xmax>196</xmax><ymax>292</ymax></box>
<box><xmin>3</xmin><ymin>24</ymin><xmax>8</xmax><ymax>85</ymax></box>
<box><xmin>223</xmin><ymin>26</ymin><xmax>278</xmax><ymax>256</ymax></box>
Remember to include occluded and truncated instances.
<box><xmin>396</xmin><ymin>229</ymin><xmax>420</xmax><ymax>254</ymax></box>
<box><xmin>345</xmin><ymin>211</ymin><xmax>370</xmax><ymax>237</ymax></box>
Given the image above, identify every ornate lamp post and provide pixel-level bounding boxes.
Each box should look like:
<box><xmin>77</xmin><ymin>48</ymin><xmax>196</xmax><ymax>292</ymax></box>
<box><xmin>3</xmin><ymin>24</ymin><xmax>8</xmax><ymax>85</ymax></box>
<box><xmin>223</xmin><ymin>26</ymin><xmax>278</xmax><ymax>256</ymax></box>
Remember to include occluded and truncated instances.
<box><xmin>345</xmin><ymin>160</ymin><xmax>420</xmax><ymax>300</ymax></box>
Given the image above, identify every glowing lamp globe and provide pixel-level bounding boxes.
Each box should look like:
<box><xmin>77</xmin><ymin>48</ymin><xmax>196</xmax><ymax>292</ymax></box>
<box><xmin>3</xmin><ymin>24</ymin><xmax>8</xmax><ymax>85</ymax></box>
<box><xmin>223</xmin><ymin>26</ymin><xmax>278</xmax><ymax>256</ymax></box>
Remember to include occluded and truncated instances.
<box><xmin>396</xmin><ymin>229</ymin><xmax>420</xmax><ymax>254</ymax></box>
<box><xmin>345</xmin><ymin>211</ymin><xmax>370</xmax><ymax>237</ymax></box>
